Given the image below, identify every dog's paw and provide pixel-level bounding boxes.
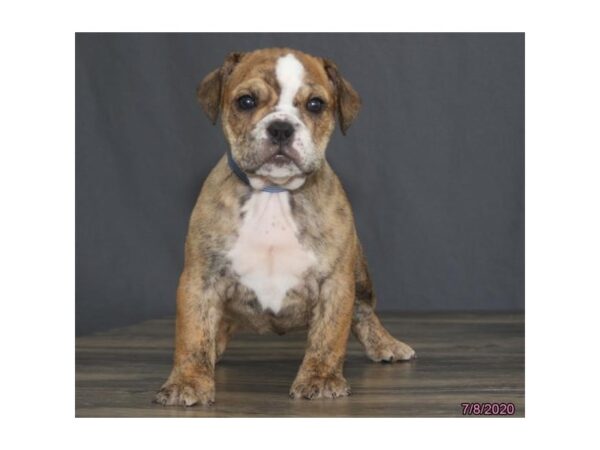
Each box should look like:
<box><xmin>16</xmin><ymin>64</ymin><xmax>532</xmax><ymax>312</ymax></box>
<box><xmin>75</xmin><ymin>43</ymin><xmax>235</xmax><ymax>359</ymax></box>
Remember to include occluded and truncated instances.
<box><xmin>367</xmin><ymin>337</ymin><xmax>416</xmax><ymax>363</ymax></box>
<box><xmin>154</xmin><ymin>377</ymin><xmax>215</xmax><ymax>406</ymax></box>
<box><xmin>289</xmin><ymin>374</ymin><xmax>351</xmax><ymax>400</ymax></box>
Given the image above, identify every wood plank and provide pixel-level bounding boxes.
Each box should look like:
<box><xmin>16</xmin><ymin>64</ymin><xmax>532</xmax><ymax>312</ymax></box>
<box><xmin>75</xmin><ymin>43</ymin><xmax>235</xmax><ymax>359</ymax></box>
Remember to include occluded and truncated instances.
<box><xmin>76</xmin><ymin>312</ymin><xmax>524</xmax><ymax>417</ymax></box>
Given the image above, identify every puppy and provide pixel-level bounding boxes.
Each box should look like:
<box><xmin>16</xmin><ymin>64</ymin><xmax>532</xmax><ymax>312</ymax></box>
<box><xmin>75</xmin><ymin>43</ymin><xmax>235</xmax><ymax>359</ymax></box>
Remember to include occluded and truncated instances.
<box><xmin>155</xmin><ymin>48</ymin><xmax>415</xmax><ymax>406</ymax></box>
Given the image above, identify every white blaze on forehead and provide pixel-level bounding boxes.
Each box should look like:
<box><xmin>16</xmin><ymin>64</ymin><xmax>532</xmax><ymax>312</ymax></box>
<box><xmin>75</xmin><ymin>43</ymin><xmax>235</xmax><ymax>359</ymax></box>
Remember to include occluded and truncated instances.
<box><xmin>275</xmin><ymin>54</ymin><xmax>305</xmax><ymax>111</ymax></box>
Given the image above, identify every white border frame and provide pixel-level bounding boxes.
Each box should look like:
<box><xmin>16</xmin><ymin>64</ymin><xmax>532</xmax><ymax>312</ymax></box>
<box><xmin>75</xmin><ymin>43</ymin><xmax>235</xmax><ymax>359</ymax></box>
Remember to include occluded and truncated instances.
<box><xmin>2</xmin><ymin>0</ymin><xmax>599</xmax><ymax>448</ymax></box>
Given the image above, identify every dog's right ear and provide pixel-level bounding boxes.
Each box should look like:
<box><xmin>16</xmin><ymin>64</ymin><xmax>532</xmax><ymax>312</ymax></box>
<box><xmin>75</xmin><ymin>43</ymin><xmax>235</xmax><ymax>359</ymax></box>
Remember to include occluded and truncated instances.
<box><xmin>197</xmin><ymin>52</ymin><xmax>245</xmax><ymax>124</ymax></box>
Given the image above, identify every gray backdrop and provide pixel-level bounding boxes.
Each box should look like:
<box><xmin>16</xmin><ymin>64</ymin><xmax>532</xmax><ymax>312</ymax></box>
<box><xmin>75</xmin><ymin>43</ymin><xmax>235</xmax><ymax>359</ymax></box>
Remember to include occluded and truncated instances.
<box><xmin>76</xmin><ymin>33</ymin><xmax>524</xmax><ymax>335</ymax></box>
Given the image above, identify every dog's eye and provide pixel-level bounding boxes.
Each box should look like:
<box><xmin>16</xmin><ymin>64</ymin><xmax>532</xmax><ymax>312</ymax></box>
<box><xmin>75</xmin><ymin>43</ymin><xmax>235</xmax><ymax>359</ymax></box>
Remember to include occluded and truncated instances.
<box><xmin>306</xmin><ymin>97</ymin><xmax>325</xmax><ymax>113</ymax></box>
<box><xmin>237</xmin><ymin>95</ymin><xmax>257</xmax><ymax>111</ymax></box>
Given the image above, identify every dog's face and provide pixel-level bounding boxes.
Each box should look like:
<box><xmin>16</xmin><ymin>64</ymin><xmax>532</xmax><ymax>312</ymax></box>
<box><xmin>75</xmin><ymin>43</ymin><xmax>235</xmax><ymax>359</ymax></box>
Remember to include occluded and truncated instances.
<box><xmin>197</xmin><ymin>48</ymin><xmax>361</xmax><ymax>190</ymax></box>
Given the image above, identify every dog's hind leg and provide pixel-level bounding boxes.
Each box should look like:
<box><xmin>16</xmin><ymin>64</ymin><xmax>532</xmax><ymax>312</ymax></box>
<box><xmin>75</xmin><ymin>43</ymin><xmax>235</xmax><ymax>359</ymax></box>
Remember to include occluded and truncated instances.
<box><xmin>351</xmin><ymin>244</ymin><xmax>416</xmax><ymax>362</ymax></box>
<box><xmin>215</xmin><ymin>319</ymin><xmax>236</xmax><ymax>363</ymax></box>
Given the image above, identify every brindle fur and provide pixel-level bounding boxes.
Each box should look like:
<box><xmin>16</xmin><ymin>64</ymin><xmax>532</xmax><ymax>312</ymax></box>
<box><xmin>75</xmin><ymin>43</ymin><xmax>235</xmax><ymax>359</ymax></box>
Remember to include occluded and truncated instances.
<box><xmin>155</xmin><ymin>48</ymin><xmax>415</xmax><ymax>407</ymax></box>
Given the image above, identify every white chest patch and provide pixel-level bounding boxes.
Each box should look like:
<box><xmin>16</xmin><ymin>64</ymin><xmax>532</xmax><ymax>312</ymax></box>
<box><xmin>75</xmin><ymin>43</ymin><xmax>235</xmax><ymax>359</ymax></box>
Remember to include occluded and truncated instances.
<box><xmin>228</xmin><ymin>192</ymin><xmax>317</xmax><ymax>314</ymax></box>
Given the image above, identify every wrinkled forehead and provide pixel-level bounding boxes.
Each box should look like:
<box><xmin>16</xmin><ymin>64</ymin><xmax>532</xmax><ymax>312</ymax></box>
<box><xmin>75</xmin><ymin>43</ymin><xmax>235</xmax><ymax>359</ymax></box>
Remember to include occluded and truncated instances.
<box><xmin>224</xmin><ymin>50</ymin><xmax>332</xmax><ymax>98</ymax></box>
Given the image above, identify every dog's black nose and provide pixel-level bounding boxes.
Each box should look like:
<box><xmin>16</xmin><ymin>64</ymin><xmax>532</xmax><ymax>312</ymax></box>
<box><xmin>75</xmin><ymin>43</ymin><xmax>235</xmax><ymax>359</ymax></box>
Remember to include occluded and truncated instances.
<box><xmin>267</xmin><ymin>121</ymin><xmax>295</xmax><ymax>144</ymax></box>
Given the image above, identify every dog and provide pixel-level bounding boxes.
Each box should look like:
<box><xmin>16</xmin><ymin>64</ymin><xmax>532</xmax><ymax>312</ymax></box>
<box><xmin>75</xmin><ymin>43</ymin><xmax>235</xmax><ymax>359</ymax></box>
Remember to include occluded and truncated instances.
<box><xmin>155</xmin><ymin>48</ymin><xmax>415</xmax><ymax>406</ymax></box>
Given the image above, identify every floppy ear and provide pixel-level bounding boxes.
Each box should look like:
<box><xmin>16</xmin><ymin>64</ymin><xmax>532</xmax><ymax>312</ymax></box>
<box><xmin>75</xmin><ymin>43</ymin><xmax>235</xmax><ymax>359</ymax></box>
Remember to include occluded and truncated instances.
<box><xmin>197</xmin><ymin>52</ymin><xmax>245</xmax><ymax>124</ymax></box>
<box><xmin>323</xmin><ymin>58</ymin><xmax>361</xmax><ymax>135</ymax></box>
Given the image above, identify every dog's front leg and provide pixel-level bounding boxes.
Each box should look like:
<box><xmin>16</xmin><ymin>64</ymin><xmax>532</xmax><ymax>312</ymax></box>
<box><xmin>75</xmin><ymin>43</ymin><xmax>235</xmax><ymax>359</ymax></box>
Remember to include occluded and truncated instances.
<box><xmin>155</xmin><ymin>268</ymin><xmax>222</xmax><ymax>406</ymax></box>
<box><xmin>290</xmin><ymin>265</ymin><xmax>355</xmax><ymax>400</ymax></box>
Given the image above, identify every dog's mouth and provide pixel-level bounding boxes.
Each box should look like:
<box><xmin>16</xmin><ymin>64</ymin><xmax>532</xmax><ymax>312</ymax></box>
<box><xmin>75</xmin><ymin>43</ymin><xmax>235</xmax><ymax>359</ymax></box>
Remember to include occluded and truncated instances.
<box><xmin>249</xmin><ymin>150</ymin><xmax>306</xmax><ymax>187</ymax></box>
<box><xmin>266</xmin><ymin>152</ymin><xmax>293</xmax><ymax>167</ymax></box>
<box><xmin>254</xmin><ymin>146</ymin><xmax>303</xmax><ymax>172</ymax></box>
<box><xmin>236</xmin><ymin>139</ymin><xmax>318</xmax><ymax>190</ymax></box>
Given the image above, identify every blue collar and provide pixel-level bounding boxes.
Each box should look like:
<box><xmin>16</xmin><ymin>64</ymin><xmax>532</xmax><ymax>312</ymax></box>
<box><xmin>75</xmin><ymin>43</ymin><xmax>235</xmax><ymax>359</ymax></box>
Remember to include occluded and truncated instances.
<box><xmin>226</xmin><ymin>148</ymin><xmax>287</xmax><ymax>193</ymax></box>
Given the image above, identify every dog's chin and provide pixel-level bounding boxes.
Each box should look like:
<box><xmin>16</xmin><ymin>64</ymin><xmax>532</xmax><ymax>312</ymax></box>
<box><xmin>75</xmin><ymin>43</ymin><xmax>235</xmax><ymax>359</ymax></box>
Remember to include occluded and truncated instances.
<box><xmin>249</xmin><ymin>158</ymin><xmax>306</xmax><ymax>191</ymax></box>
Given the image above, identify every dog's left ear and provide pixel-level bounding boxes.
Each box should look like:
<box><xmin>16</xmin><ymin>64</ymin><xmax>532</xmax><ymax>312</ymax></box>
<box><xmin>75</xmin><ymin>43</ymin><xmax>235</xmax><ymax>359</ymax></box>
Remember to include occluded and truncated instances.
<box><xmin>197</xmin><ymin>52</ymin><xmax>245</xmax><ymax>124</ymax></box>
<box><xmin>323</xmin><ymin>58</ymin><xmax>361</xmax><ymax>135</ymax></box>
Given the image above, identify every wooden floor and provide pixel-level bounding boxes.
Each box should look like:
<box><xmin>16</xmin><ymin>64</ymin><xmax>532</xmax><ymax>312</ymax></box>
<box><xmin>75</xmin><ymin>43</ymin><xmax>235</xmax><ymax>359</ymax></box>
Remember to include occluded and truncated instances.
<box><xmin>76</xmin><ymin>312</ymin><xmax>524</xmax><ymax>417</ymax></box>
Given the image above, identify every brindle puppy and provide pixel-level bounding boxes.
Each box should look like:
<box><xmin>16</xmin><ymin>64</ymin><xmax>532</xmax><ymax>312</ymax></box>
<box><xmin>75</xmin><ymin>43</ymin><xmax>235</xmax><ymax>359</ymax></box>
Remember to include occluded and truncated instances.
<box><xmin>155</xmin><ymin>48</ymin><xmax>415</xmax><ymax>406</ymax></box>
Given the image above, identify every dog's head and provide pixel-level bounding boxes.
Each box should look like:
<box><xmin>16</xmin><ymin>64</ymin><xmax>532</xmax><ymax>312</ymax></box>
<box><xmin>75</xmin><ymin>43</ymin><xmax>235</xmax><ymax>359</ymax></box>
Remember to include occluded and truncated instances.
<box><xmin>197</xmin><ymin>48</ymin><xmax>361</xmax><ymax>190</ymax></box>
